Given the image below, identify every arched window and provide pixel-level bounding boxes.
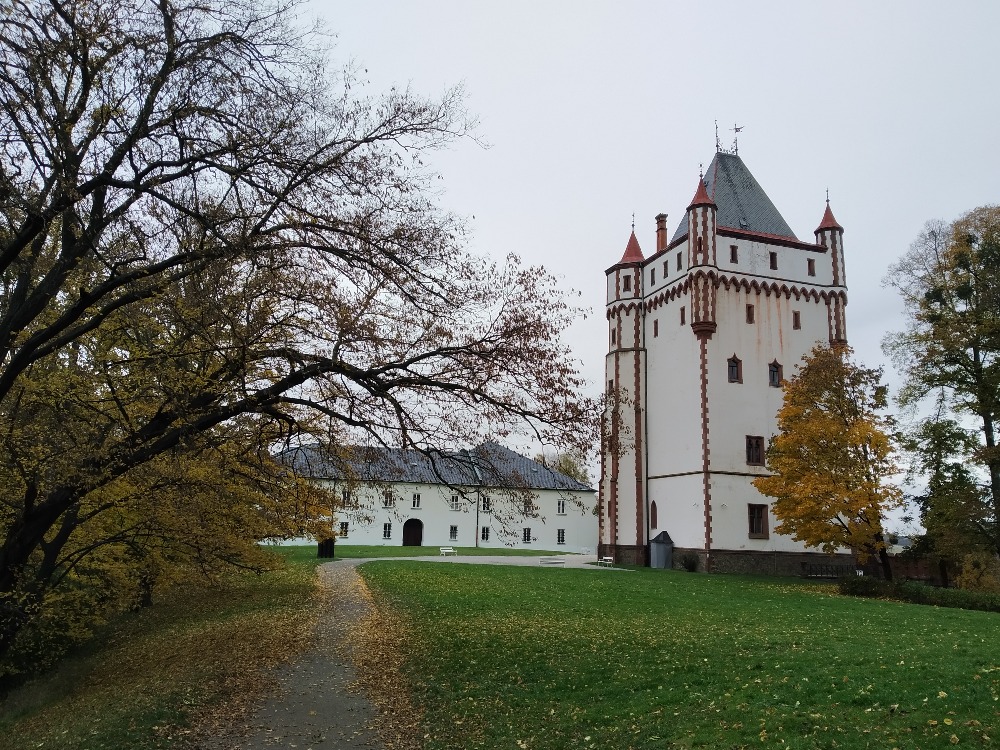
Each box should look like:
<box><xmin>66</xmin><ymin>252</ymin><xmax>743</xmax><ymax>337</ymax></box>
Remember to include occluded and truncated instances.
<box><xmin>650</xmin><ymin>501</ymin><xmax>658</xmax><ymax>529</ymax></box>
<box><xmin>728</xmin><ymin>355</ymin><xmax>742</xmax><ymax>383</ymax></box>
<box><xmin>768</xmin><ymin>360</ymin><xmax>783</xmax><ymax>387</ymax></box>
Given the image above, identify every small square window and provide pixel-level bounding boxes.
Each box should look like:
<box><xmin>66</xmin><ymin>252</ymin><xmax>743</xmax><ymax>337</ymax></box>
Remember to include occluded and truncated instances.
<box><xmin>730</xmin><ymin>244</ymin><xmax>738</xmax><ymax>263</ymax></box>
<box><xmin>557</xmin><ymin>499</ymin><xmax>566</xmax><ymax>515</ymax></box>
<box><xmin>650</xmin><ymin>267</ymin><xmax>656</xmax><ymax>285</ymax></box>
<box><xmin>768</xmin><ymin>361</ymin><xmax>783</xmax><ymax>387</ymax></box>
<box><xmin>676</xmin><ymin>251</ymin><xmax>682</xmax><ymax>271</ymax></box>
<box><xmin>792</xmin><ymin>310</ymin><xmax>801</xmax><ymax>330</ymax></box>
<box><xmin>727</xmin><ymin>356</ymin><xmax>742</xmax><ymax>383</ymax></box>
<box><xmin>482</xmin><ymin>496</ymin><xmax>492</xmax><ymax>513</ymax></box>
<box><xmin>382</xmin><ymin>522</ymin><xmax>392</xmax><ymax>539</ymax></box>
<box><xmin>622</xmin><ymin>274</ymin><xmax>632</xmax><ymax>292</ymax></box>
<box><xmin>653</xmin><ymin>319</ymin><xmax>659</xmax><ymax>337</ymax></box>
<box><xmin>450</xmin><ymin>494</ymin><xmax>460</xmax><ymax>511</ymax></box>
<box><xmin>522</xmin><ymin>527</ymin><xmax>532</xmax><ymax>543</ymax></box>
<box><xmin>746</xmin><ymin>304</ymin><xmax>755</xmax><ymax>324</ymax></box>
<box><xmin>746</xmin><ymin>436</ymin><xmax>765</xmax><ymax>466</ymax></box>
<box><xmin>412</xmin><ymin>492</ymin><xmax>421</xmax><ymax>509</ymax></box>
<box><xmin>769</xmin><ymin>251</ymin><xmax>778</xmax><ymax>270</ymax></box>
<box><xmin>680</xmin><ymin>306</ymin><xmax>686</xmax><ymax>325</ymax></box>
<box><xmin>748</xmin><ymin>504</ymin><xmax>769</xmax><ymax>539</ymax></box>
<box><xmin>339</xmin><ymin>521</ymin><xmax>349</xmax><ymax>538</ymax></box>
<box><xmin>449</xmin><ymin>525</ymin><xmax>458</xmax><ymax>541</ymax></box>
<box><xmin>481</xmin><ymin>526</ymin><xmax>490</xmax><ymax>541</ymax></box>
<box><xmin>557</xmin><ymin>529</ymin><xmax>566</xmax><ymax>545</ymax></box>
<box><xmin>807</xmin><ymin>258</ymin><xmax>816</xmax><ymax>277</ymax></box>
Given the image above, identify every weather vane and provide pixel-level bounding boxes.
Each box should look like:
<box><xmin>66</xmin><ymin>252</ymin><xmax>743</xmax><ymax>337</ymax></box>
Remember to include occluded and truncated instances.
<box><xmin>631</xmin><ymin>212</ymin><xmax>635</xmax><ymax>231</ymax></box>
<box><xmin>731</xmin><ymin>123</ymin><xmax>743</xmax><ymax>155</ymax></box>
<box><xmin>715</xmin><ymin>120</ymin><xmax>721</xmax><ymax>152</ymax></box>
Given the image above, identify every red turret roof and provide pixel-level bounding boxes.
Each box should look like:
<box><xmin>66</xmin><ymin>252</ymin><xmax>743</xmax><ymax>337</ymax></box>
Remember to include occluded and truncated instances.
<box><xmin>688</xmin><ymin>176</ymin><xmax>716</xmax><ymax>209</ymax></box>
<box><xmin>619</xmin><ymin>230</ymin><xmax>644</xmax><ymax>264</ymax></box>
<box><xmin>816</xmin><ymin>202</ymin><xmax>843</xmax><ymax>233</ymax></box>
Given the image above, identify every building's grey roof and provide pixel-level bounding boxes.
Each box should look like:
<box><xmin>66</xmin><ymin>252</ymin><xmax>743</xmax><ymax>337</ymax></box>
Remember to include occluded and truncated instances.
<box><xmin>281</xmin><ymin>441</ymin><xmax>593</xmax><ymax>492</ymax></box>
<box><xmin>671</xmin><ymin>152</ymin><xmax>798</xmax><ymax>242</ymax></box>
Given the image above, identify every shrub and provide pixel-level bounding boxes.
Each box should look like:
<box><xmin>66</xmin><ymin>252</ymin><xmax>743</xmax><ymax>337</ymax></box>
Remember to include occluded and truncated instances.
<box><xmin>680</xmin><ymin>553</ymin><xmax>699</xmax><ymax>573</ymax></box>
<box><xmin>839</xmin><ymin>576</ymin><xmax>1000</xmax><ymax>613</ymax></box>
<box><xmin>954</xmin><ymin>552</ymin><xmax>1000</xmax><ymax>593</ymax></box>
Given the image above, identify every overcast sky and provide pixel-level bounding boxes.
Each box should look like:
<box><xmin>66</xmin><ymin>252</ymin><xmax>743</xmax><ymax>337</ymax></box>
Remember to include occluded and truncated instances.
<box><xmin>306</xmin><ymin>0</ymin><xmax>1000</xmax><ymax>425</ymax></box>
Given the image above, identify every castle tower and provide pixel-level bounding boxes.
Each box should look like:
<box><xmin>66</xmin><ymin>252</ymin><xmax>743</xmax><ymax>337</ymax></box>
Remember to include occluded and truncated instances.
<box><xmin>598</xmin><ymin>151</ymin><xmax>851</xmax><ymax>574</ymax></box>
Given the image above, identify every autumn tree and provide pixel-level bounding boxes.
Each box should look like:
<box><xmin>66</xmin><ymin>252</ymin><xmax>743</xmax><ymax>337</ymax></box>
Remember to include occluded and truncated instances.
<box><xmin>753</xmin><ymin>346</ymin><xmax>903</xmax><ymax>579</ymax></box>
<box><xmin>0</xmin><ymin>0</ymin><xmax>593</xmax><ymax>668</ymax></box>
<box><xmin>883</xmin><ymin>206</ymin><xmax>1000</xmax><ymax>558</ymax></box>
<box><xmin>533</xmin><ymin>450</ymin><xmax>591</xmax><ymax>485</ymax></box>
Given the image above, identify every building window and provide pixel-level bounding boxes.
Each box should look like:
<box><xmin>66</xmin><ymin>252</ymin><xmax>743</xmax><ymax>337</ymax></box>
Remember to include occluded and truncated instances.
<box><xmin>748</xmin><ymin>504</ymin><xmax>769</xmax><ymax>539</ymax></box>
<box><xmin>607</xmin><ymin>379</ymin><xmax>613</xmax><ymax>393</ymax></box>
<box><xmin>482</xmin><ymin>496</ymin><xmax>492</xmax><ymax>513</ymax></box>
<box><xmin>610</xmin><ymin>329</ymin><xmax>616</xmax><ymax>345</ymax></box>
<box><xmin>341</xmin><ymin>488</ymin><xmax>353</xmax><ymax>508</ymax></box>
<box><xmin>412</xmin><ymin>492</ymin><xmax>421</xmax><ymax>509</ymax></box>
<box><xmin>730</xmin><ymin>244</ymin><xmax>738</xmax><ymax>263</ymax></box>
<box><xmin>523</xmin><ymin>499</ymin><xmax>533</xmax><ymax>515</ymax></box>
<box><xmin>727</xmin><ymin>355</ymin><xmax>742</xmax><ymax>383</ymax></box>
<box><xmin>557</xmin><ymin>529</ymin><xmax>566</xmax><ymax>545</ymax></box>
<box><xmin>339</xmin><ymin>521</ymin><xmax>349</xmax><ymax>538</ymax></box>
<box><xmin>769</xmin><ymin>251</ymin><xmax>778</xmax><ymax>270</ymax></box>
<box><xmin>792</xmin><ymin>310</ymin><xmax>801</xmax><ymax>330</ymax></box>
<box><xmin>450</xmin><ymin>494</ymin><xmax>460</xmax><ymax>511</ymax></box>
<box><xmin>746</xmin><ymin>436</ymin><xmax>765</xmax><ymax>466</ymax></box>
<box><xmin>807</xmin><ymin>258</ymin><xmax>816</xmax><ymax>277</ymax></box>
<box><xmin>650</xmin><ymin>267</ymin><xmax>656</xmax><ymax>285</ymax></box>
<box><xmin>653</xmin><ymin>319</ymin><xmax>659</xmax><ymax>337</ymax></box>
<box><xmin>449</xmin><ymin>525</ymin><xmax>458</xmax><ymax>541</ymax></box>
<box><xmin>663</xmin><ymin>261</ymin><xmax>669</xmax><ymax>277</ymax></box>
<box><xmin>650</xmin><ymin>501</ymin><xmax>658</xmax><ymax>529</ymax></box>
<box><xmin>557</xmin><ymin>499</ymin><xmax>566</xmax><ymax>515</ymax></box>
<box><xmin>676</xmin><ymin>251</ymin><xmax>682</xmax><ymax>271</ymax></box>
<box><xmin>622</xmin><ymin>274</ymin><xmax>632</xmax><ymax>292</ymax></box>
<box><xmin>383</xmin><ymin>522</ymin><xmax>392</xmax><ymax>539</ymax></box>
<box><xmin>680</xmin><ymin>306</ymin><xmax>686</xmax><ymax>325</ymax></box>
<box><xmin>481</xmin><ymin>526</ymin><xmax>490</xmax><ymax>541</ymax></box>
<box><xmin>746</xmin><ymin>304</ymin><xmax>755</xmax><ymax>324</ymax></box>
<box><xmin>382</xmin><ymin>491</ymin><xmax>395</xmax><ymax>508</ymax></box>
<box><xmin>696</xmin><ymin>237</ymin><xmax>703</xmax><ymax>261</ymax></box>
<box><xmin>768</xmin><ymin>360</ymin><xmax>783</xmax><ymax>387</ymax></box>
<box><xmin>522</xmin><ymin>527</ymin><xmax>532</xmax><ymax>543</ymax></box>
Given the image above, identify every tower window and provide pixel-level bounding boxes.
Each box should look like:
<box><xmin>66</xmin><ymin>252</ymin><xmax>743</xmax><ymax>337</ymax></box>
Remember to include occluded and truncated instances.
<box><xmin>728</xmin><ymin>355</ymin><xmax>742</xmax><ymax>383</ymax></box>
<box><xmin>748</xmin><ymin>504</ymin><xmax>769</xmax><ymax>539</ymax></box>
<box><xmin>676</xmin><ymin>251</ymin><xmax>682</xmax><ymax>271</ymax></box>
<box><xmin>663</xmin><ymin>260</ymin><xmax>669</xmax><ymax>277</ymax></box>
<box><xmin>769</xmin><ymin>251</ymin><xmax>778</xmax><ymax>270</ymax></box>
<box><xmin>768</xmin><ymin>360</ymin><xmax>783</xmax><ymax>387</ymax></box>
<box><xmin>696</xmin><ymin>237</ymin><xmax>703</xmax><ymax>261</ymax></box>
<box><xmin>680</xmin><ymin>306</ymin><xmax>686</xmax><ymax>325</ymax></box>
<box><xmin>792</xmin><ymin>310</ymin><xmax>801</xmax><ymax>330</ymax></box>
<box><xmin>807</xmin><ymin>258</ymin><xmax>816</xmax><ymax>276</ymax></box>
<box><xmin>746</xmin><ymin>304</ymin><xmax>755</xmax><ymax>324</ymax></box>
<box><xmin>653</xmin><ymin>319</ymin><xmax>659</xmax><ymax>337</ymax></box>
<box><xmin>650</xmin><ymin>500</ymin><xmax>658</xmax><ymax>529</ymax></box>
<box><xmin>608</xmin><ymin>379</ymin><xmax>613</xmax><ymax>392</ymax></box>
<box><xmin>746</xmin><ymin>436</ymin><xmax>765</xmax><ymax>466</ymax></box>
<box><xmin>611</xmin><ymin>329</ymin><xmax>616</xmax><ymax>345</ymax></box>
<box><xmin>622</xmin><ymin>274</ymin><xmax>632</xmax><ymax>292</ymax></box>
<box><xmin>730</xmin><ymin>244</ymin><xmax>739</xmax><ymax>263</ymax></box>
<box><xmin>650</xmin><ymin>267</ymin><xmax>656</xmax><ymax>285</ymax></box>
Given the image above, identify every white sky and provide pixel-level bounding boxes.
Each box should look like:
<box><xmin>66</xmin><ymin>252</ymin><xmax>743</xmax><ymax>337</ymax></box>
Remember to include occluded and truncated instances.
<box><xmin>305</xmin><ymin>0</ymin><xmax>1000</xmax><ymax>431</ymax></box>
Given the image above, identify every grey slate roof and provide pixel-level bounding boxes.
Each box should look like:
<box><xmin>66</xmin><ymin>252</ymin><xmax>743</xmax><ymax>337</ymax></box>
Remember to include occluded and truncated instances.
<box><xmin>281</xmin><ymin>441</ymin><xmax>593</xmax><ymax>492</ymax></box>
<box><xmin>671</xmin><ymin>152</ymin><xmax>798</xmax><ymax>242</ymax></box>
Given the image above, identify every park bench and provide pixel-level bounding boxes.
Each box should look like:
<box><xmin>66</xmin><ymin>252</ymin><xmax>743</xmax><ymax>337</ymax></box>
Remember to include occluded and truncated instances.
<box><xmin>597</xmin><ymin>556</ymin><xmax>614</xmax><ymax>567</ymax></box>
<box><xmin>539</xmin><ymin>556</ymin><xmax>565</xmax><ymax>566</ymax></box>
<box><xmin>439</xmin><ymin>547</ymin><xmax>456</xmax><ymax>556</ymax></box>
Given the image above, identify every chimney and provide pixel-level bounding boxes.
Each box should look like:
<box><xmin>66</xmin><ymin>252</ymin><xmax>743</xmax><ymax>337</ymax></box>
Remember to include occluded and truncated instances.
<box><xmin>655</xmin><ymin>213</ymin><xmax>668</xmax><ymax>252</ymax></box>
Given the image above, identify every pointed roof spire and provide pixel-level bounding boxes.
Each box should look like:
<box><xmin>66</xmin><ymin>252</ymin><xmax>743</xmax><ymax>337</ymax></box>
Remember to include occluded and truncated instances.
<box><xmin>816</xmin><ymin>199</ymin><xmax>843</xmax><ymax>233</ymax></box>
<box><xmin>618</xmin><ymin>230</ymin><xmax>644</xmax><ymax>264</ymax></box>
<box><xmin>688</xmin><ymin>173</ymin><xmax>715</xmax><ymax>209</ymax></box>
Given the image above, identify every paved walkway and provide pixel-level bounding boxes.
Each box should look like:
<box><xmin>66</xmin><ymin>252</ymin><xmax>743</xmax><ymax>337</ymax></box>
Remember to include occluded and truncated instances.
<box><xmin>198</xmin><ymin>554</ymin><xmax>620</xmax><ymax>749</ymax></box>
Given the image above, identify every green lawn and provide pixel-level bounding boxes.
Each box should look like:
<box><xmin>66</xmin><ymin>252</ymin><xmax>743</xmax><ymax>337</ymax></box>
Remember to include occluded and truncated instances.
<box><xmin>325</xmin><ymin>544</ymin><xmax>568</xmax><ymax>558</ymax></box>
<box><xmin>0</xmin><ymin>546</ymin><xmax>324</xmax><ymax>750</ymax></box>
<box><xmin>359</xmin><ymin>563</ymin><xmax>1000</xmax><ymax>750</ymax></box>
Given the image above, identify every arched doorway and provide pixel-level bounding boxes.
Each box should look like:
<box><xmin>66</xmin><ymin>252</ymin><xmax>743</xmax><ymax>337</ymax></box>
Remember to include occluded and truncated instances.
<box><xmin>402</xmin><ymin>518</ymin><xmax>423</xmax><ymax>547</ymax></box>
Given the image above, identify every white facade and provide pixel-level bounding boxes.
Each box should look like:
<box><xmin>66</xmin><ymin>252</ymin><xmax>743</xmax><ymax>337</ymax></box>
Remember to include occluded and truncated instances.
<box><xmin>600</xmin><ymin>152</ymin><xmax>848</xmax><ymax>572</ymax></box>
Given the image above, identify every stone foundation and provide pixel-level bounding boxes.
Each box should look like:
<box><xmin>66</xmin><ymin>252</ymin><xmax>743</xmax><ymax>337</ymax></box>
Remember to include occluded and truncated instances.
<box><xmin>671</xmin><ymin>547</ymin><xmax>858</xmax><ymax>577</ymax></box>
<box><xmin>598</xmin><ymin>543</ymin><xmax>649</xmax><ymax>567</ymax></box>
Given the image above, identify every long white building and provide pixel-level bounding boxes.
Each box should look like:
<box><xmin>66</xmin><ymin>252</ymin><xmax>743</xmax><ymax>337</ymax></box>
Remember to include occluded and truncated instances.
<box><xmin>599</xmin><ymin>150</ymin><xmax>850</xmax><ymax>574</ymax></box>
<box><xmin>288</xmin><ymin>442</ymin><xmax>596</xmax><ymax>552</ymax></box>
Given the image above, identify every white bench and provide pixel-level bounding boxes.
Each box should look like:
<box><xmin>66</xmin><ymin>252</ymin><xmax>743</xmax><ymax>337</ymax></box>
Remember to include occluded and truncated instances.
<box><xmin>439</xmin><ymin>547</ymin><xmax>456</xmax><ymax>556</ymax></box>
<box><xmin>597</xmin><ymin>556</ymin><xmax>614</xmax><ymax>567</ymax></box>
<box><xmin>539</xmin><ymin>556</ymin><xmax>565</xmax><ymax>566</ymax></box>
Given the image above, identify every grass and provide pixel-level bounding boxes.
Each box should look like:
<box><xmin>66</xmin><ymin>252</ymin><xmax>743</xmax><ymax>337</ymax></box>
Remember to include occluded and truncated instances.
<box><xmin>328</xmin><ymin>544</ymin><xmax>568</xmax><ymax>558</ymax></box>
<box><xmin>359</xmin><ymin>563</ymin><xmax>1000</xmax><ymax>750</ymax></box>
<box><xmin>0</xmin><ymin>546</ymin><xmax>324</xmax><ymax>750</ymax></box>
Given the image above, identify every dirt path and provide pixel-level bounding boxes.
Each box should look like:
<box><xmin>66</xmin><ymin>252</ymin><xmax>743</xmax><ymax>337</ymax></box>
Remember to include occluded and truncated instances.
<box><xmin>196</xmin><ymin>560</ymin><xmax>386</xmax><ymax>750</ymax></box>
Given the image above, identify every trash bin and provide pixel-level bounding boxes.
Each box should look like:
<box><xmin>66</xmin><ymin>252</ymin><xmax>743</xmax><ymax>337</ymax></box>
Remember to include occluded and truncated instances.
<box><xmin>317</xmin><ymin>538</ymin><xmax>335</xmax><ymax>558</ymax></box>
<box><xmin>649</xmin><ymin>530</ymin><xmax>673</xmax><ymax>569</ymax></box>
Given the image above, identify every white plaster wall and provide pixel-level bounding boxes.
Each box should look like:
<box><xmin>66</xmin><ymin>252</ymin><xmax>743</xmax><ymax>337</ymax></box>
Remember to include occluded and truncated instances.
<box><xmin>648</xmin><ymin>474</ymin><xmax>706</xmax><ymax>549</ymax></box>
